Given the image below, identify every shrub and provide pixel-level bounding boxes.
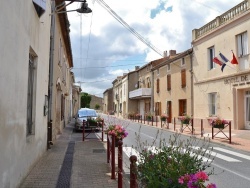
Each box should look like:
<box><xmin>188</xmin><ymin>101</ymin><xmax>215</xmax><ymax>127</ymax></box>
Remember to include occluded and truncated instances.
<box><xmin>134</xmin><ymin>132</ymin><xmax>216</xmax><ymax>188</ymax></box>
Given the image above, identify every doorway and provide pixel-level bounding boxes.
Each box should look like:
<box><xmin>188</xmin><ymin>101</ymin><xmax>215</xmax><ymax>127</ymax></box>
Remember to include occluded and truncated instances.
<box><xmin>245</xmin><ymin>91</ymin><xmax>250</xmax><ymax>129</ymax></box>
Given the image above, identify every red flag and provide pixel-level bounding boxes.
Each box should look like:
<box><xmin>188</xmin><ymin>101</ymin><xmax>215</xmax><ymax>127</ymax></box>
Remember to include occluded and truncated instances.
<box><xmin>231</xmin><ymin>52</ymin><xmax>238</xmax><ymax>64</ymax></box>
<box><xmin>213</xmin><ymin>57</ymin><xmax>223</xmax><ymax>66</ymax></box>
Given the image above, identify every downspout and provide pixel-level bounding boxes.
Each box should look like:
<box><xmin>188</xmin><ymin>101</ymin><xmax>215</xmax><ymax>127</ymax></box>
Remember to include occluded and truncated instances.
<box><xmin>47</xmin><ymin>1</ymin><xmax>56</xmax><ymax>149</ymax></box>
<box><xmin>190</xmin><ymin>51</ymin><xmax>194</xmax><ymax>117</ymax></box>
<box><xmin>151</xmin><ymin>70</ymin><xmax>154</xmax><ymax>114</ymax></box>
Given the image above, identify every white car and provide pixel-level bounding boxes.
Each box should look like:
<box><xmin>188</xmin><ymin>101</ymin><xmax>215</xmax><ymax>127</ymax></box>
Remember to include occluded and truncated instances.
<box><xmin>75</xmin><ymin>108</ymin><xmax>98</xmax><ymax>131</ymax></box>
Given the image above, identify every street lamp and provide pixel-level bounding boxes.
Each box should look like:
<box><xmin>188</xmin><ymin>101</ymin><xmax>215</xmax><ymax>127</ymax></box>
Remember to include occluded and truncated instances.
<box><xmin>53</xmin><ymin>0</ymin><xmax>92</xmax><ymax>14</ymax></box>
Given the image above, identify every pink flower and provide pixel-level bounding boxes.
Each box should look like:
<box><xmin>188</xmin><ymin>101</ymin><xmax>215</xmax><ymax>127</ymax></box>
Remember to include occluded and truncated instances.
<box><xmin>206</xmin><ymin>183</ymin><xmax>217</xmax><ymax>188</ymax></box>
<box><xmin>195</xmin><ymin>171</ymin><xmax>209</xmax><ymax>181</ymax></box>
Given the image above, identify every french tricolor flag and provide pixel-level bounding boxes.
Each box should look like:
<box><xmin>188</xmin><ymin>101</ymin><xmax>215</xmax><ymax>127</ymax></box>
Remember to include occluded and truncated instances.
<box><xmin>213</xmin><ymin>52</ymin><xmax>229</xmax><ymax>72</ymax></box>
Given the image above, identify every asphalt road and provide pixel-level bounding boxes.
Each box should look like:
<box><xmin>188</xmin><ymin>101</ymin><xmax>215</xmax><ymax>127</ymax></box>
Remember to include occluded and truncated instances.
<box><xmin>116</xmin><ymin>118</ymin><xmax>250</xmax><ymax>188</ymax></box>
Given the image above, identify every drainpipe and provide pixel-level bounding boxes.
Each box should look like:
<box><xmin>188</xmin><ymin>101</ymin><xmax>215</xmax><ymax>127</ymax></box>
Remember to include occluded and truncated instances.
<box><xmin>190</xmin><ymin>51</ymin><xmax>194</xmax><ymax>117</ymax></box>
<box><xmin>151</xmin><ymin>71</ymin><xmax>154</xmax><ymax>114</ymax></box>
<box><xmin>47</xmin><ymin>1</ymin><xmax>56</xmax><ymax>149</ymax></box>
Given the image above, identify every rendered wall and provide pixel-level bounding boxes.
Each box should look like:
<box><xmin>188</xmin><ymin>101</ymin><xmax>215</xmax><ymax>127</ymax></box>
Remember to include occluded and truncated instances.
<box><xmin>0</xmin><ymin>1</ymin><xmax>51</xmax><ymax>187</ymax></box>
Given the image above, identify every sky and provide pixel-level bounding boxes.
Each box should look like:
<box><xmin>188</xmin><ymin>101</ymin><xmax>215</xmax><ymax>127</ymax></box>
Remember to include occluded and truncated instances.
<box><xmin>66</xmin><ymin>0</ymin><xmax>241</xmax><ymax>97</ymax></box>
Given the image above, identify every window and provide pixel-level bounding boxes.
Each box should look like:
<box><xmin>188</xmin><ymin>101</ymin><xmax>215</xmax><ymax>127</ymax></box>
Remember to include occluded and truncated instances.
<box><xmin>181</xmin><ymin>69</ymin><xmax>186</xmax><ymax>88</ymax></box>
<box><xmin>123</xmin><ymin>84</ymin><xmax>125</xmax><ymax>96</ymax></box>
<box><xmin>61</xmin><ymin>94</ymin><xmax>65</xmax><ymax>120</ymax></box>
<box><xmin>119</xmin><ymin>103</ymin><xmax>122</xmax><ymax>112</ymax></box>
<box><xmin>156</xmin><ymin>79</ymin><xmax>160</xmax><ymax>93</ymax></box>
<box><xmin>181</xmin><ymin>58</ymin><xmax>185</xmax><ymax>66</ymax></box>
<box><xmin>58</xmin><ymin>39</ymin><xmax>62</xmax><ymax>67</ymax></box>
<box><xmin>147</xmin><ymin>77</ymin><xmax>151</xmax><ymax>88</ymax></box>
<box><xmin>155</xmin><ymin>102</ymin><xmax>161</xmax><ymax>116</ymax></box>
<box><xmin>157</xmin><ymin>69</ymin><xmax>160</xmax><ymax>75</ymax></box>
<box><xmin>167</xmin><ymin>75</ymin><xmax>171</xmax><ymax>91</ymax></box>
<box><xmin>27</xmin><ymin>54</ymin><xmax>37</xmax><ymax>135</ymax></box>
<box><xmin>237</xmin><ymin>32</ymin><xmax>248</xmax><ymax>57</ymax></box>
<box><xmin>179</xmin><ymin>99</ymin><xmax>187</xmax><ymax>116</ymax></box>
<box><xmin>208</xmin><ymin>93</ymin><xmax>216</xmax><ymax>116</ymax></box>
<box><xmin>167</xmin><ymin>64</ymin><xmax>171</xmax><ymax>71</ymax></box>
<box><xmin>208</xmin><ymin>46</ymin><xmax>215</xmax><ymax>70</ymax></box>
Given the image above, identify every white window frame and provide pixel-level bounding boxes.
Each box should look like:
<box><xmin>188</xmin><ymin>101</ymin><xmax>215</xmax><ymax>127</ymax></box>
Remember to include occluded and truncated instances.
<box><xmin>27</xmin><ymin>54</ymin><xmax>37</xmax><ymax>135</ymax></box>
<box><xmin>208</xmin><ymin>92</ymin><xmax>217</xmax><ymax>116</ymax></box>
<box><xmin>167</xmin><ymin>64</ymin><xmax>171</xmax><ymax>72</ymax></box>
<box><xmin>237</xmin><ymin>32</ymin><xmax>248</xmax><ymax>57</ymax></box>
<box><xmin>208</xmin><ymin>46</ymin><xmax>215</xmax><ymax>70</ymax></box>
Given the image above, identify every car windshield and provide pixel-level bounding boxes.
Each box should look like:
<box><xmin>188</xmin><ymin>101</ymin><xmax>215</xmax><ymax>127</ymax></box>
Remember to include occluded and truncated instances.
<box><xmin>78</xmin><ymin>109</ymin><xmax>97</xmax><ymax>118</ymax></box>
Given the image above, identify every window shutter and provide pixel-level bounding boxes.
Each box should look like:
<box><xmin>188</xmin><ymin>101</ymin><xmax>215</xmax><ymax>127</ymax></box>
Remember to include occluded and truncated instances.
<box><xmin>167</xmin><ymin>75</ymin><xmax>171</xmax><ymax>91</ymax></box>
<box><xmin>181</xmin><ymin>69</ymin><xmax>186</xmax><ymax>88</ymax></box>
<box><xmin>155</xmin><ymin>102</ymin><xmax>161</xmax><ymax>116</ymax></box>
<box><xmin>156</xmin><ymin>79</ymin><xmax>160</xmax><ymax>93</ymax></box>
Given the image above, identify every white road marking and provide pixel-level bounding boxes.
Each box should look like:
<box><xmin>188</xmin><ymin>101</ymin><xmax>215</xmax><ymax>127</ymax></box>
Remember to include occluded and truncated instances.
<box><xmin>213</xmin><ymin>147</ymin><xmax>250</xmax><ymax>160</ymax></box>
<box><xmin>193</xmin><ymin>147</ymin><xmax>241</xmax><ymax>162</ymax></box>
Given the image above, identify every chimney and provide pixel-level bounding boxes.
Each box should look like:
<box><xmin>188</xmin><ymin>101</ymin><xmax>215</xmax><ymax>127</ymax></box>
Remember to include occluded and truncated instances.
<box><xmin>163</xmin><ymin>51</ymin><xmax>168</xmax><ymax>57</ymax></box>
<box><xmin>135</xmin><ymin>66</ymin><xmax>140</xmax><ymax>70</ymax></box>
<box><xmin>169</xmin><ymin>50</ymin><xmax>176</xmax><ymax>56</ymax></box>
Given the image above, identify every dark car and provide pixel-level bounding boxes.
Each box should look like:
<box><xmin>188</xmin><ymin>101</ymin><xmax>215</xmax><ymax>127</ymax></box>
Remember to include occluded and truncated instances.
<box><xmin>74</xmin><ymin>108</ymin><xmax>98</xmax><ymax>131</ymax></box>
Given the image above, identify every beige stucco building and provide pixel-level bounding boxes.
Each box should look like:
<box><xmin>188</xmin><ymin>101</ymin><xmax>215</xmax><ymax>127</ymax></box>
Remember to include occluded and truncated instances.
<box><xmin>48</xmin><ymin>0</ymin><xmax>74</xmax><ymax>143</ymax></box>
<box><xmin>112</xmin><ymin>76</ymin><xmax>123</xmax><ymax>117</ymax></box>
<box><xmin>0</xmin><ymin>1</ymin><xmax>51</xmax><ymax>187</ymax></box>
<box><xmin>192</xmin><ymin>0</ymin><xmax>250</xmax><ymax>129</ymax></box>
<box><xmin>103</xmin><ymin>88</ymin><xmax>114</xmax><ymax>114</ymax></box>
<box><xmin>152</xmin><ymin>49</ymin><xmax>193</xmax><ymax>122</ymax></box>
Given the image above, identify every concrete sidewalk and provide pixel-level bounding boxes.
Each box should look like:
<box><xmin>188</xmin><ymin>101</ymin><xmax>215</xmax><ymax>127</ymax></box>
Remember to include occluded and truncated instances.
<box><xmin>19</xmin><ymin>120</ymin><xmax>119</xmax><ymax>188</ymax></box>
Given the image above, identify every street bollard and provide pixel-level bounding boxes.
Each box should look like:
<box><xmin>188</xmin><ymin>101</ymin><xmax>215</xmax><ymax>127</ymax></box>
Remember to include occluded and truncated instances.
<box><xmin>111</xmin><ymin>135</ymin><xmax>115</xmax><ymax>179</ymax></box>
<box><xmin>130</xmin><ymin>155</ymin><xmax>138</xmax><ymax>188</ymax></box>
<box><xmin>82</xmin><ymin>121</ymin><xmax>85</xmax><ymax>141</ymax></box>
<box><xmin>118</xmin><ymin>140</ymin><xmax>123</xmax><ymax>188</ymax></box>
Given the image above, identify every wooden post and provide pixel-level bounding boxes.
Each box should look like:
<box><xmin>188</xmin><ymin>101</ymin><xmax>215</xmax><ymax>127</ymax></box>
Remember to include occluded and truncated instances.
<box><xmin>107</xmin><ymin>134</ymin><xmax>110</xmax><ymax>163</ymax></box>
<box><xmin>229</xmin><ymin>121</ymin><xmax>232</xmax><ymax>144</ymax></box>
<box><xmin>174</xmin><ymin>117</ymin><xmax>176</xmax><ymax>131</ymax></box>
<box><xmin>201</xmin><ymin>119</ymin><xmax>204</xmax><ymax>137</ymax></box>
<box><xmin>130</xmin><ymin>155</ymin><xmax>138</xmax><ymax>188</ymax></box>
<box><xmin>111</xmin><ymin>135</ymin><xmax>116</xmax><ymax>179</ymax></box>
<box><xmin>191</xmin><ymin>118</ymin><xmax>194</xmax><ymax>135</ymax></box>
<box><xmin>118</xmin><ymin>140</ymin><xmax>123</xmax><ymax>188</ymax></box>
<box><xmin>101</xmin><ymin>120</ymin><xmax>104</xmax><ymax>141</ymax></box>
<box><xmin>82</xmin><ymin>121</ymin><xmax>85</xmax><ymax>141</ymax></box>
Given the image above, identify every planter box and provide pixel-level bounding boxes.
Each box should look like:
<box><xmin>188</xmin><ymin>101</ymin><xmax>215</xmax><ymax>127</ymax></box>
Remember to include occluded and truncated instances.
<box><xmin>213</xmin><ymin>124</ymin><xmax>225</xmax><ymax>129</ymax></box>
<box><xmin>181</xmin><ymin>120</ymin><xmax>189</xmax><ymax>124</ymax></box>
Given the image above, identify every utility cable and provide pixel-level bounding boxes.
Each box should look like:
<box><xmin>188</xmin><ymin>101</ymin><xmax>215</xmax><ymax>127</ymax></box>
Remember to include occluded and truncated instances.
<box><xmin>95</xmin><ymin>0</ymin><xmax>163</xmax><ymax>57</ymax></box>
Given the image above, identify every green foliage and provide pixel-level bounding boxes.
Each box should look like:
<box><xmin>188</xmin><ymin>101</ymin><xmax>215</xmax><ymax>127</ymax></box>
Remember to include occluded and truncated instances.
<box><xmin>80</xmin><ymin>92</ymin><xmax>91</xmax><ymax>108</ymax></box>
<box><xmin>135</xmin><ymin>131</ymin><xmax>215</xmax><ymax>188</ymax></box>
<box><xmin>95</xmin><ymin>104</ymin><xmax>100</xmax><ymax>110</ymax></box>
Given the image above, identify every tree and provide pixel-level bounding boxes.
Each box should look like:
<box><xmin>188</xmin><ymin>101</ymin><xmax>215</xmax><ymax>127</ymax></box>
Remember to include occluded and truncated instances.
<box><xmin>81</xmin><ymin>92</ymin><xmax>91</xmax><ymax>108</ymax></box>
<box><xmin>95</xmin><ymin>104</ymin><xmax>100</xmax><ymax>110</ymax></box>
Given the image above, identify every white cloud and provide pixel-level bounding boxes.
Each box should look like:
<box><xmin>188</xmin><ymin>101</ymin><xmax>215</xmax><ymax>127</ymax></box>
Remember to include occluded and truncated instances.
<box><xmin>67</xmin><ymin>0</ymin><xmax>241</xmax><ymax>97</ymax></box>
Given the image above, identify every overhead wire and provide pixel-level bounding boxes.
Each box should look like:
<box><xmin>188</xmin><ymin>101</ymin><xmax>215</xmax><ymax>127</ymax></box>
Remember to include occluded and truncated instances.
<box><xmin>95</xmin><ymin>0</ymin><xmax>163</xmax><ymax>57</ymax></box>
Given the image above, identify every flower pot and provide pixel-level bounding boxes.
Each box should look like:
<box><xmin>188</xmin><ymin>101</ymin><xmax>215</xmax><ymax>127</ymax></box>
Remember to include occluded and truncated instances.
<box><xmin>213</xmin><ymin>124</ymin><xmax>225</xmax><ymax>129</ymax></box>
<box><xmin>182</xmin><ymin>120</ymin><xmax>189</xmax><ymax>124</ymax></box>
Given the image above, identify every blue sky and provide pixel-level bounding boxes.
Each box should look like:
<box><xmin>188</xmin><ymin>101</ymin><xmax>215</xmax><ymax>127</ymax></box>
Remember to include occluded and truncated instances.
<box><xmin>67</xmin><ymin>0</ymin><xmax>241</xmax><ymax>97</ymax></box>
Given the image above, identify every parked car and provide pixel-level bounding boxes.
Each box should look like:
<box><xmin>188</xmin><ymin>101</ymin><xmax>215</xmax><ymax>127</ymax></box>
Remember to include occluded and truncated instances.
<box><xmin>74</xmin><ymin>108</ymin><xmax>98</xmax><ymax>131</ymax></box>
